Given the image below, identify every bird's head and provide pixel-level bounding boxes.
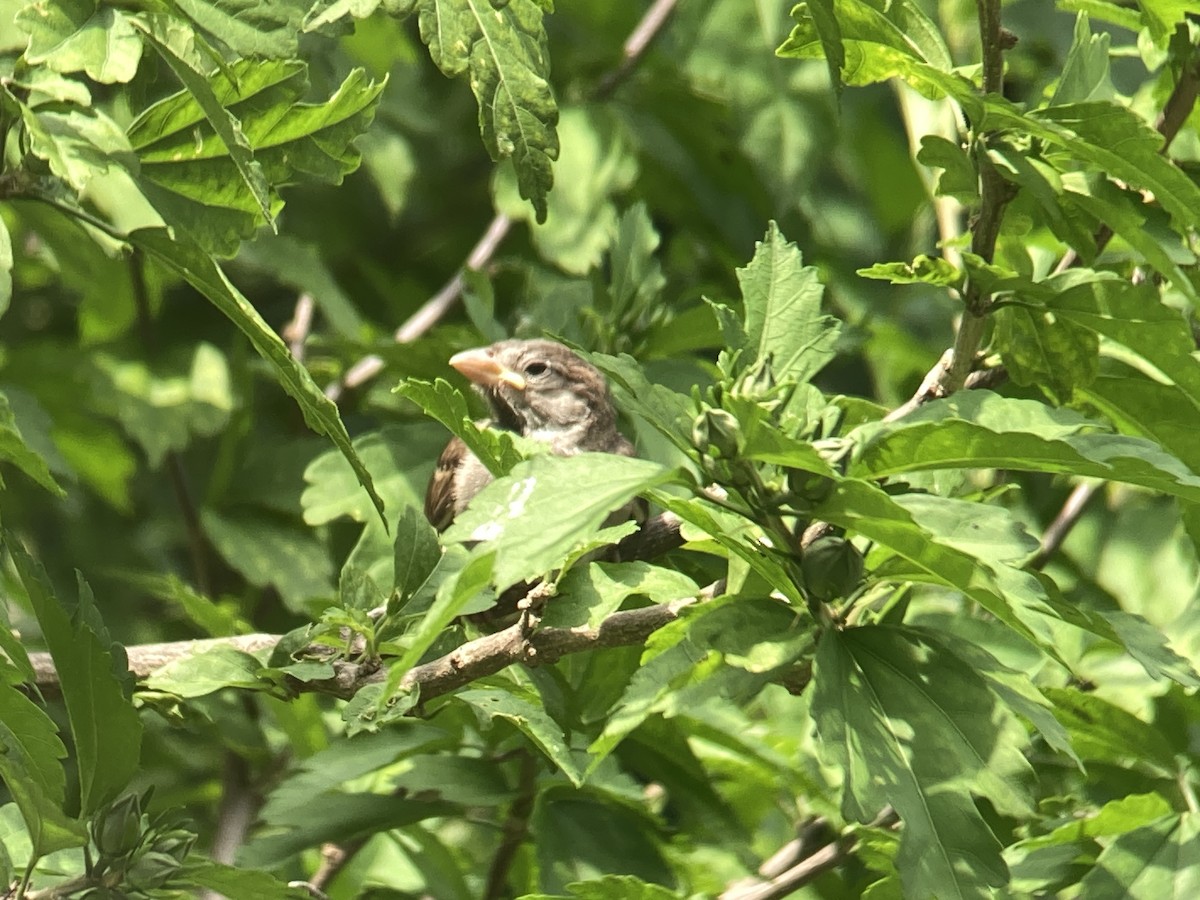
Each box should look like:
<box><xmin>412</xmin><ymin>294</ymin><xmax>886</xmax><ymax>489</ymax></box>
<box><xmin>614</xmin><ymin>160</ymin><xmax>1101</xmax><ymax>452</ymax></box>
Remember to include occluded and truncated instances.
<box><xmin>449</xmin><ymin>339</ymin><xmax>616</xmax><ymax>447</ymax></box>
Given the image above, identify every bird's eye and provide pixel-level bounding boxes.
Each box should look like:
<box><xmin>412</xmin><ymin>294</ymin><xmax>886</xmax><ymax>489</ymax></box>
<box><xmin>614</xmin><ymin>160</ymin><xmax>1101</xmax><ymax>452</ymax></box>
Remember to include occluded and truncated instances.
<box><xmin>524</xmin><ymin>361</ymin><xmax>550</xmax><ymax>377</ymax></box>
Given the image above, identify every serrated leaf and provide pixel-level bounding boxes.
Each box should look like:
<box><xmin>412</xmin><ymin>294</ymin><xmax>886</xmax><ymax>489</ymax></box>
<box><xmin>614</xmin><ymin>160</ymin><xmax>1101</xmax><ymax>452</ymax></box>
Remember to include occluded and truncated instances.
<box><xmin>443</xmin><ymin>453</ymin><xmax>673</xmax><ymax>590</ymax></box>
<box><xmin>203</xmin><ymin>509</ymin><xmax>334</xmax><ymax>612</ymax></box>
<box><xmin>127</xmin><ymin>59</ymin><xmax>384</xmax><ymax>256</ymax></box>
<box><xmin>394</xmin><ymin>504</ymin><xmax>441</xmax><ymax>601</ymax></box>
<box><xmin>916</xmin><ymin>135</ymin><xmax>979</xmax><ymax>204</ymax></box>
<box><xmin>1079</xmin><ymin>812</ymin><xmax>1200</xmax><ymax>897</ymax></box>
<box><xmin>993</xmin><ymin>303</ymin><xmax>1099</xmax><ymax>402</ymax></box>
<box><xmin>4</xmin><ymin>537</ymin><xmax>142</xmax><ymax>816</ymax></box>
<box><xmin>0</xmin><ymin>684</ymin><xmax>86</xmax><ymax>856</ymax></box>
<box><xmin>589</xmin><ymin>353</ymin><xmax>694</xmax><ymax>456</ymax></box>
<box><xmin>0</xmin><ymin>391</ymin><xmax>65</xmax><ymax>497</ymax></box>
<box><xmin>1043</xmin><ymin>687</ymin><xmax>1178</xmax><ymax>777</ymax></box>
<box><xmin>738</xmin><ymin>222</ymin><xmax>839</xmax><ymax>385</ymax></box>
<box><xmin>128</xmin><ymin>227</ymin><xmax>387</xmax><ymax>524</ymax></box>
<box><xmin>179</xmin><ymin>860</ymin><xmax>309</xmax><ymax>899</ymax></box>
<box><xmin>858</xmin><ymin>254</ymin><xmax>962</xmax><ymax>287</ymax></box>
<box><xmin>458</xmin><ymin>686</ymin><xmax>584</xmax><ymax>785</ymax></box>
<box><xmin>418</xmin><ymin>0</ymin><xmax>558</xmax><ymax>221</ymax></box>
<box><xmin>1051</xmin><ymin>14</ymin><xmax>1115</xmax><ymax>105</ymax></box>
<box><xmin>813</xmin><ymin>626</ymin><xmax>1030</xmax><ymax>898</ymax></box>
<box><xmin>171</xmin><ymin>0</ymin><xmax>307</xmax><ymax>58</ymax></box>
<box><xmin>849</xmin><ymin>391</ymin><xmax>1200</xmax><ymax>503</ymax></box>
<box><xmin>144</xmin><ymin>645</ymin><xmax>270</xmax><ymax>698</ymax></box>
<box><xmin>395</xmin><ymin>378</ymin><xmax>523</xmax><ymax>476</ymax></box>
<box><xmin>17</xmin><ymin>0</ymin><xmax>143</xmax><ymax>84</ymax></box>
<box><xmin>541</xmin><ymin>562</ymin><xmax>699</xmax><ymax>630</ymax></box>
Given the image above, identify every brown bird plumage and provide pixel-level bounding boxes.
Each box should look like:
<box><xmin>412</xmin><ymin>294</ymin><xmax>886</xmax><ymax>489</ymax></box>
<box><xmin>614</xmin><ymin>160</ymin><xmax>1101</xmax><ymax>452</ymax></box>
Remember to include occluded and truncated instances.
<box><xmin>424</xmin><ymin>339</ymin><xmax>636</xmax><ymax>531</ymax></box>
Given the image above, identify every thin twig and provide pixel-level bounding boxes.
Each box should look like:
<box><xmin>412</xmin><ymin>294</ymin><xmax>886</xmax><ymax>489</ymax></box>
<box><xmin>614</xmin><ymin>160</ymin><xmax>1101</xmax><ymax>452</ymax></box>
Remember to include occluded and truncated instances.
<box><xmin>200</xmin><ymin>752</ymin><xmax>260</xmax><ymax>900</ymax></box>
<box><xmin>282</xmin><ymin>292</ymin><xmax>315</xmax><ymax>363</ymax></box>
<box><xmin>1029</xmin><ymin>481</ymin><xmax>1100</xmax><ymax>570</ymax></box>
<box><xmin>326</xmin><ymin>0</ymin><xmax>684</xmax><ymax>401</ymax></box>
<box><xmin>303</xmin><ymin>837</ymin><xmax>369</xmax><ymax>895</ymax></box>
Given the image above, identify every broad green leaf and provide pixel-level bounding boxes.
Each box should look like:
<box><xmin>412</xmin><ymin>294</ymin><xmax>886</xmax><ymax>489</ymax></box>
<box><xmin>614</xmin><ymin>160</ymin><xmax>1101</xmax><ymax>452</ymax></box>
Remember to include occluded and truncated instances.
<box><xmin>1050</xmin><ymin>14</ymin><xmax>1115</xmax><ymax>105</ymax></box>
<box><xmin>813</xmin><ymin>626</ymin><xmax>1031</xmax><ymax>898</ymax></box>
<box><xmin>394</xmin><ymin>504</ymin><xmax>441</xmax><ymax>601</ymax></box>
<box><xmin>458</xmin><ymin>686</ymin><xmax>584</xmax><ymax>785</ymax></box>
<box><xmin>993</xmin><ymin>303</ymin><xmax>1099</xmax><ymax>402</ymax></box>
<box><xmin>418</xmin><ymin>0</ymin><xmax>558</xmax><ymax>221</ymax></box>
<box><xmin>260</xmin><ymin>726</ymin><xmax>451</xmax><ymax>824</ymax></box>
<box><xmin>778</xmin><ymin>0</ymin><xmax>975</xmax><ymax>107</ymax></box>
<box><xmin>91</xmin><ymin>344</ymin><xmax>233</xmax><ymax>468</ymax></box>
<box><xmin>1135</xmin><ymin>0</ymin><xmax>1197</xmax><ymax>40</ymax></box>
<box><xmin>0</xmin><ymin>684</ymin><xmax>86</xmax><ymax>856</ymax></box>
<box><xmin>144</xmin><ymin>645</ymin><xmax>270</xmax><ymax>698</ymax></box>
<box><xmin>202</xmin><ymin>509</ymin><xmax>334</xmax><ymax>612</ymax></box>
<box><xmin>0</xmin><ymin>391</ymin><xmax>65</xmax><ymax>497</ymax></box>
<box><xmin>541</xmin><ymin>562</ymin><xmax>699</xmax><ymax>630</ymax></box>
<box><xmin>522</xmin><ymin>875</ymin><xmax>684</xmax><ymax>899</ymax></box>
<box><xmin>1057</xmin><ymin>0</ymin><xmax>1141</xmax><ymax>32</ymax></box>
<box><xmin>302</xmin><ymin>425</ymin><xmax>445</xmax><ymax>526</ymax></box>
<box><xmin>815</xmin><ymin>479</ymin><xmax>1059</xmax><ymax>647</ymax></box>
<box><xmin>1017</xmin><ymin>792</ymin><xmax>1173</xmax><ymax>850</ymax></box>
<box><xmin>179</xmin><ymin>860</ymin><xmax>309</xmax><ymax>899</ymax></box>
<box><xmin>849</xmin><ymin>391</ymin><xmax>1200</xmax><ymax>503</ymax></box>
<box><xmin>128</xmin><ymin>227</ymin><xmax>387</xmax><ymax>523</ymax></box>
<box><xmin>4</xmin><ymin>537</ymin><xmax>142</xmax><ymax>816</ymax></box>
<box><xmin>17</xmin><ymin>0</ymin><xmax>143</xmax><ymax>84</ymax></box>
<box><xmin>606</xmin><ymin>202</ymin><xmax>666</xmax><ymax>328</ymax></box>
<box><xmin>17</xmin><ymin>101</ymin><xmax>135</xmax><ymax>195</ymax></box>
<box><xmin>1043</xmin><ymin>687</ymin><xmax>1178</xmax><ymax>777</ymax></box>
<box><xmin>443</xmin><ymin>454</ymin><xmax>673</xmax><ymax>590</ymax></box>
<box><xmin>916</xmin><ymin>135</ymin><xmax>979</xmax><ymax>204</ymax></box>
<box><xmin>395</xmin><ymin>378</ymin><xmax>523</xmax><ymax>477</ymax></box>
<box><xmin>171</xmin><ymin>0</ymin><xmax>307</xmax><ymax>58</ymax></box>
<box><xmin>1078</xmin><ymin>812</ymin><xmax>1200</xmax><ymax>897</ymax></box>
<box><xmin>737</xmin><ymin>222</ymin><xmax>839</xmax><ymax>385</ymax></box>
<box><xmin>857</xmin><ymin>254</ymin><xmax>962</xmax><ymax>287</ymax></box>
<box><xmin>128</xmin><ymin>60</ymin><xmax>385</xmax><ymax>256</ymax></box>
<box><xmin>494</xmin><ymin>107</ymin><xmax>636</xmax><ymax>274</ymax></box>
<box><xmin>988</xmin><ymin>145</ymin><xmax>1098</xmax><ymax>256</ymax></box>
<box><xmin>589</xmin><ymin>353</ymin><xmax>694</xmax><ymax>456</ymax></box>
<box><xmin>132</xmin><ymin>20</ymin><xmax>274</xmax><ymax>232</ymax></box>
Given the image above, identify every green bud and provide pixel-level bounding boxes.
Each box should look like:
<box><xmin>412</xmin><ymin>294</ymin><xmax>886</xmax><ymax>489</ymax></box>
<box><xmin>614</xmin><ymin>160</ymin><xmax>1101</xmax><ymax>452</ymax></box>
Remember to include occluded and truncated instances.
<box><xmin>801</xmin><ymin>536</ymin><xmax>865</xmax><ymax>601</ymax></box>
<box><xmin>787</xmin><ymin>469</ymin><xmax>834</xmax><ymax>509</ymax></box>
<box><xmin>692</xmin><ymin>408</ymin><xmax>743</xmax><ymax>457</ymax></box>
<box><xmin>125</xmin><ymin>850</ymin><xmax>183</xmax><ymax>891</ymax></box>
<box><xmin>92</xmin><ymin>794</ymin><xmax>143</xmax><ymax>859</ymax></box>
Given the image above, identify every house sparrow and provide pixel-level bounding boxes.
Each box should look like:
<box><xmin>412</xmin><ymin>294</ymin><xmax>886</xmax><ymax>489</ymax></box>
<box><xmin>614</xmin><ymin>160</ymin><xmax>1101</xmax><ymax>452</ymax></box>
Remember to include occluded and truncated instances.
<box><xmin>424</xmin><ymin>339</ymin><xmax>637</xmax><ymax>531</ymax></box>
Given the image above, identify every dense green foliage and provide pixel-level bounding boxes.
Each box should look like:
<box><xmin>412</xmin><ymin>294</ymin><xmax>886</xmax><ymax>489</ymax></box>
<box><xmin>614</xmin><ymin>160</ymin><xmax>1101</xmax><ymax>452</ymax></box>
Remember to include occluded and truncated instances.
<box><xmin>3</xmin><ymin>0</ymin><xmax>1200</xmax><ymax>897</ymax></box>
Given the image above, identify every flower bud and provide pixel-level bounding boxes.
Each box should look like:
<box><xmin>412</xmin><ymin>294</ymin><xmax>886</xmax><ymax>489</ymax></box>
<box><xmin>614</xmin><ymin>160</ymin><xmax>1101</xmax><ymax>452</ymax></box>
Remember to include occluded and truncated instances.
<box><xmin>801</xmin><ymin>536</ymin><xmax>864</xmax><ymax>601</ymax></box>
<box><xmin>692</xmin><ymin>408</ymin><xmax>743</xmax><ymax>457</ymax></box>
<box><xmin>92</xmin><ymin>794</ymin><xmax>143</xmax><ymax>859</ymax></box>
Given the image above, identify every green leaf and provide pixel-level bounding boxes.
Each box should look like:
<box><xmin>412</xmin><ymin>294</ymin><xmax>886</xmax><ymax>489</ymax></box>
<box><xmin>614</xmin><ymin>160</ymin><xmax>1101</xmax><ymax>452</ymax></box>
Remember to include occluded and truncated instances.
<box><xmin>170</xmin><ymin>0</ymin><xmax>307</xmax><ymax>58</ymax></box>
<box><xmin>394</xmin><ymin>504</ymin><xmax>441</xmax><ymax>601</ymax></box>
<box><xmin>443</xmin><ymin>454</ymin><xmax>673</xmax><ymax>590</ymax></box>
<box><xmin>813</xmin><ymin>626</ymin><xmax>1031</xmax><ymax>898</ymax></box>
<box><xmin>1050</xmin><ymin>14</ymin><xmax>1115</xmax><ymax>105</ymax></box>
<box><xmin>0</xmin><ymin>684</ymin><xmax>86</xmax><ymax>856</ymax></box>
<box><xmin>541</xmin><ymin>562</ymin><xmax>699</xmax><ymax>630</ymax></box>
<box><xmin>494</xmin><ymin>106</ymin><xmax>636</xmax><ymax>274</ymax></box>
<box><xmin>132</xmin><ymin>20</ymin><xmax>274</xmax><ymax>231</ymax></box>
<box><xmin>418</xmin><ymin>0</ymin><xmax>558</xmax><ymax>221</ymax></box>
<box><xmin>179</xmin><ymin>860</ymin><xmax>309</xmax><ymax>899</ymax></box>
<box><xmin>17</xmin><ymin>100</ymin><xmax>136</xmax><ymax>196</ymax></box>
<box><xmin>202</xmin><ymin>509</ymin><xmax>334</xmax><ymax>612</ymax></box>
<box><xmin>395</xmin><ymin>378</ymin><xmax>524</xmax><ymax>477</ymax></box>
<box><xmin>916</xmin><ymin>135</ymin><xmax>979</xmax><ymax>204</ymax></box>
<box><xmin>606</xmin><ymin>202</ymin><xmax>666</xmax><ymax>327</ymax></box>
<box><xmin>1079</xmin><ymin>812</ymin><xmax>1200</xmax><ymax>897</ymax></box>
<box><xmin>458</xmin><ymin>686</ymin><xmax>584</xmax><ymax>785</ymax></box>
<box><xmin>0</xmin><ymin>201</ymin><xmax>11</xmax><ymax>317</ymax></box>
<box><xmin>128</xmin><ymin>227</ymin><xmax>387</xmax><ymax>524</ymax></box>
<box><xmin>857</xmin><ymin>254</ymin><xmax>962</xmax><ymax>287</ymax></box>
<box><xmin>737</xmin><ymin>222</ymin><xmax>839</xmax><ymax>385</ymax></box>
<box><xmin>0</xmin><ymin>391</ymin><xmax>66</xmax><ymax>497</ymax></box>
<box><xmin>16</xmin><ymin>0</ymin><xmax>143</xmax><ymax>84</ymax></box>
<box><xmin>3</xmin><ymin>537</ymin><xmax>142</xmax><ymax>816</ymax></box>
<box><xmin>1042</xmin><ymin>687</ymin><xmax>1178</xmax><ymax>778</ymax></box>
<box><xmin>815</xmin><ymin>479</ymin><xmax>1061</xmax><ymax>647</ymax></box>
<box><xmin>91</xmin><ymin>344</ymin><xmax>233</xmax><ymax>468</ymax></box>
<box><xmin>127</xmin><ymin>60</ymin><xmax>385</xmax><ymax>256</ymax></box>
<box><xmin>144</xmin><ymin>645</ymin><xmax>271</xmax><ymax>698</ymax></box>
<box><xmin>778</xmin><ymin>0</ymin><xmax>970</xmax><ymax>105</ymax></box>
<box><xmin>849</xmin><ymin>391</ymin><xmax>1200</xmax><ymax>503</ymax></box>
<box><xmin>589</xmin><ymin>353</ymin><xmax>694</xmax><ymax>456</ymax></box>
<box><xmin>993</xmin><ymin>303</ymin><xmax>1099</xmax><ymax>402</ymax></box>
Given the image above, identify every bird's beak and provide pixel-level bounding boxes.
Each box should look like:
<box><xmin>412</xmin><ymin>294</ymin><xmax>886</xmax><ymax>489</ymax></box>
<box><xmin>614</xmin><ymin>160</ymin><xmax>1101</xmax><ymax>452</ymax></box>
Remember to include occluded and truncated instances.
<box><xmin>449</xmin><ymin>348</ymin><xmax>527</xmax><ymax>390</ymax></box>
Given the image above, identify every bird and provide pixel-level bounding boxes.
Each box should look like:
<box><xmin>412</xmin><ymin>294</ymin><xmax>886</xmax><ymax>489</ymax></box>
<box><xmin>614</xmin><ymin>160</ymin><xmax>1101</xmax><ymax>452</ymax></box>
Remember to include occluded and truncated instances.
<box><xmin>423</xmin><ymin>338</ymin><xmax>637</xmax><ymax>531</ymax></box>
